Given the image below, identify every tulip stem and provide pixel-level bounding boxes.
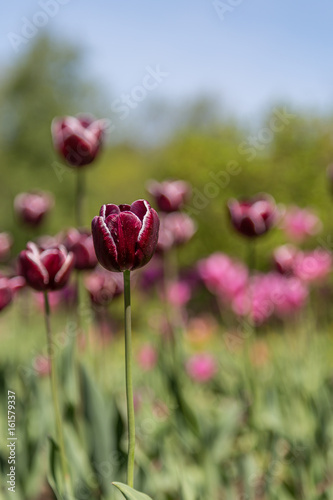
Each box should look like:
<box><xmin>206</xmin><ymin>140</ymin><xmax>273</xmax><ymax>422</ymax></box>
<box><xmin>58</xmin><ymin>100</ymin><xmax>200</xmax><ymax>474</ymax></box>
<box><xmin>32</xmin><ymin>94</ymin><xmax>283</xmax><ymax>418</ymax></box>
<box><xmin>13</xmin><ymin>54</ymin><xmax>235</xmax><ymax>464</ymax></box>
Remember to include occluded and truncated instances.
<box><xmin>247</xmin><ymin>240</ymin><xmax>256</xmax><ymax>271</ymax></box>
<box><xmin>123</xmin><ymin>270</ymin><xmax>135</xmax><ymax>488</ymax></box>
<box><xmin>43</xmin><ymin>291</ymin><xmax>73</xmax><ymax>500</ymax></box>
<box><xmin>75</xmin><ymin>170</ymin><xmax>85</xmax><ymax>227</ymax></box>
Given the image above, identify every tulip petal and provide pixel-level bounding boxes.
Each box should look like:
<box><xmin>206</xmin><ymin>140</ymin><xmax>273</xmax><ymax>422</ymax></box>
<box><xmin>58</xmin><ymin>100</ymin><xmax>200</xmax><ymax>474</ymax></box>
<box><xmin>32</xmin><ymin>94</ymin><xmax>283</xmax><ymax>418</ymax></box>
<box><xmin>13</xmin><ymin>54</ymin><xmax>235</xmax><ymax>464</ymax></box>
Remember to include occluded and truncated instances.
<box><xmin>54</xmin><ymin>253</ymin><xmax>74</xmax><ymax>288</ymax></box>
<box><xmin>40</xmin><ymin>249</ymin><xmax>66</xmax><ymax>285</ymax></box>
<box><xmin>92</xmin><ymin>216</ymin><xmax>120</xmax><ymax>272</ymax></box>
<box><xmin>131</xmin><ymin>200</ymin><xmax>160</xmax><ymax>269</ymax></box>
<box><xmin>108</xmin><ymin>212</ymin><xmax>142</xmax><ymax>271</ymax></box>
<box><xmin>20</xmin><ymin>250</ymin><xmax>49</xmax><ymax>291</ymax></box>
<box><xmin>101</xmin><ymin>204</ymin><xmax>120</xmax><ymax>218</ymax></box>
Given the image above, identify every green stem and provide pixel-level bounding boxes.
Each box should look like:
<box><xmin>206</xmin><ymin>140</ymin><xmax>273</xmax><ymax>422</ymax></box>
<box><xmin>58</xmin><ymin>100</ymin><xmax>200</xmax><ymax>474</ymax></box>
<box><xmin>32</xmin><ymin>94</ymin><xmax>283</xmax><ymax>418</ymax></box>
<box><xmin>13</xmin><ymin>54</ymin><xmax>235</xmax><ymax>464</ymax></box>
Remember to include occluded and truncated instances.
<box><xmin>44</xmin><ymin>291</ymin><xmax>73</xmax><ymax>500</ymax></box>
<box><xmin>123</xmin><ymin>270</ymin><xmax>135</xmax><ymax>488</ymax></box>
<box><xmin>75</xmin><ymin>170</ymin><xmax>85</xmax><ymax>227</ymax></box>
<box><xmin>247</xmin><ymin>240</ymin><xmax>256</xmax><ymax>271</ymax></box>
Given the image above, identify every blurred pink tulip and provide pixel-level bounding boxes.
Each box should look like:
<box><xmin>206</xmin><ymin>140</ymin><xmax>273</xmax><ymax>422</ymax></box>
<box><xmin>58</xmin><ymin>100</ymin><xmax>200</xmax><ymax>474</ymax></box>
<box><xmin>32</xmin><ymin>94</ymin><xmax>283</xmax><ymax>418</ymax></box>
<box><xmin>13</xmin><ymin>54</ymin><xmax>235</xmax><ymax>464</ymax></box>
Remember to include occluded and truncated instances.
<box><xmin>293</xmin><ymin>249</ymin><xmax>332</xmax><ymax>283</ymax></box>
<box><xmin>281</xmin><ymin>206</ymin><xmax>322</xmax><ymax>242</ymax></box>
<box><xmin>232</xmin><ymin>272</ymin><xmax>308</xmax><ymax>325</ymax></box>
<box><xmin>14</xmin><ymin>191</ymin><xmax>54</xmax><ymax>227</ymax></box>
<box><xmin>186</xmin><ymin>353</ymin><xmax>218</xmax><ymax>382</ymax></box>
<box><xmin>33</xmin><ymin>356</ymin><xmax>51</xmax><ymax>377</ymax></box>
<box><xmin>198</xmin><ymin>252</ymin><xmax>248</xmax><ymax>303</ymax></box>
<box><xmin>273</xmin><ymin>244</ymin><xmax>298</xmax><ymax>275</ymax></box>
<box><xmin>165</xmin><ymin>281</ymin><xmax>192</xmax><ymax>306</ymax></box>
<box><xmin>137</xmin><ymin>344</ymin><xmax>158</xmax><ymax>371</ymax></box>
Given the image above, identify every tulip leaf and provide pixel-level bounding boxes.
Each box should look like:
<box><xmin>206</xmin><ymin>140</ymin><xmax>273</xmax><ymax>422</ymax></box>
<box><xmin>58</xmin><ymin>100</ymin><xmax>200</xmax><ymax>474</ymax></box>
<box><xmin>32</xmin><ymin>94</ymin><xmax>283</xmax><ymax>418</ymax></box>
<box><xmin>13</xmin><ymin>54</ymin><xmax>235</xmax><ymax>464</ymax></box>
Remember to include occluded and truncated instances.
<box><xmin>112</xmin><ymin>482</ymin><xmax>153</xmax><ymax>499</ymax></box>
<box><xmin>47</xmin><ymin>437</ymin><xmax>63</xmax><ymax>500</ymax></box>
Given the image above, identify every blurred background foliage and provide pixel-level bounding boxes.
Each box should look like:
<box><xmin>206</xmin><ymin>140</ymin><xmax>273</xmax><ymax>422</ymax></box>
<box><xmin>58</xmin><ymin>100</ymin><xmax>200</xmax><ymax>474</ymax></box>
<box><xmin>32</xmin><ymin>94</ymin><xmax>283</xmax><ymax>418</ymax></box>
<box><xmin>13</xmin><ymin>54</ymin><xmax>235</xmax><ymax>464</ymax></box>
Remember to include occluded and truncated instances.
<box><xmin>1</xmin><ymin>33</ymin><xmax>333</xmax><ymax>266</ymax></box>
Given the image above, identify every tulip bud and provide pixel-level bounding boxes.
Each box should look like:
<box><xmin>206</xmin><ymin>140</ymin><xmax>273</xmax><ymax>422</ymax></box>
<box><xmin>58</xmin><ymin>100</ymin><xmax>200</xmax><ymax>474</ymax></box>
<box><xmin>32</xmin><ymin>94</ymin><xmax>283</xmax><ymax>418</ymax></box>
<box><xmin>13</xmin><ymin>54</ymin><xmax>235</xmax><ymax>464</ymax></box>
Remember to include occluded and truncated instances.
<box><xmin>51</xmin><ymin>114</ymin><xmax>108</xmax><ymax>167</ymax></box>
<box><xmin>227</xmin><ymin>194</ymin><xmax>276</xmax><ymax>238</ymax></box>
<box><xmin>92</xmin><ymin>200</ymin><xmax>159</xmax><ymax>272</ymax></box>
<box><xmin>63</xmin><ymin>228</ymin><xmax>97</xmax><ymax>270</ymax></box>
<box><xmin>19</xmin><ymin>242</ymin><xmax>74</xmax><ymax>291</ymax></box>
<box><xmin>147</xmin><ymin>179</ymin><xmax>191</xmax><ymax>213</ymax></box>
<box><xmin>14</xmin><ymin>191</ymin><xmax>54</xmax><ymax>227</ymax></box>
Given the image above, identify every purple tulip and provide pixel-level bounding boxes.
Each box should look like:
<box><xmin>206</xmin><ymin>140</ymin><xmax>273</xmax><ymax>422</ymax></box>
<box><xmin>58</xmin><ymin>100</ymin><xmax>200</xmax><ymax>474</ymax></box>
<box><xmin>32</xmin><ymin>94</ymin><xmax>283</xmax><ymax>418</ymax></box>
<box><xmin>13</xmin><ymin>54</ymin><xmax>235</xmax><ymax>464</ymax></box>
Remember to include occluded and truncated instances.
<box><xmin>51</xmin><ymin>114</ymin><xmax>108</xmax><ymax>168</ymax></box>
<box><xmin>147</xmin><ymin>179</ymin><xmax>191</xmax><ymax>213</ymax></box>
<box><xmin>84</xmin><ymin>267</ymin><xmax>123</xmax><ymax>305</ymax></box>
<box><xmin>157</xmin><ymin>213</ymin><xmax>196</xmax><ymax>252</ymax></box>
<box><xmin>0</xmin><ymin>232</ymin><xmax>13</xmax><ymax>262</ymax></box>
<box><xmin>91</xmin><ymin>200</ymin><xmax>159</xmax><ymax>272</ymax></box>
<box><xmin>227</xmin><ymin>194</ymin><xmax>276</xmax><ymax>238</ymax></box>
<box><xmin>63</xmin><ymin>228</ymin><xmax>97</xmax><ymax>270</ymax></box>
<box><xmin>19</xmin><ymin>242</ymin><xmax>74</xmax><ymax>291</ymax></box>
<box><xmin>14</xmin><ymin>191</ymin><xmax>54</xmax><ymax>227</ymax></box>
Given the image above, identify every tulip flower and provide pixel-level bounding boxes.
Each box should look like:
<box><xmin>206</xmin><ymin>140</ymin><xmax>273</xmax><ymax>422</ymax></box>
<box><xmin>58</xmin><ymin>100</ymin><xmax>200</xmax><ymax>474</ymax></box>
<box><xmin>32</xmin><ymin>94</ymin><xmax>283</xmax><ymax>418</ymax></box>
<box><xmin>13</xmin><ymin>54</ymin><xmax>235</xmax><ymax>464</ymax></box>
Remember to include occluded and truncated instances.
<box><xmin>186</xmin><ymin>353</ymin><xmax>218</xmax><ymax>382</ymax></box>
<box><xmin>19</xmin><ymin>242</ymin><xmax>74</xmax><ymax>291</ymax></box>
<box><xmin>273</xmin><ymin>244</ymin><xmax>298</xmax><ymax>275</ymax></box>
<box><xmin>52</xmin><ymin>114</ymin><xmax>108</xmax><ymax>228</ymax></box>
<box><xmin>92</xmin><ymin>199</ymin><xmax>159</xmax><ymax>490</ymax></box>
<box><xmin>19</xmin><ymin>241</ymin><xmax>74</xmax><ymax>499</ymax></box>
<box><xmin>92</xmin><ymin>200</ymin><xmax>159</xmax><ymax>272</ymax></box>
<box><xmin>14</xmin><ymin>191</ymin><xmax>54</xmax><ymax>228</ymax></box>
<box><xmin>293</xmin><ymin>249</ymin><xmax>332</xmax><ymax>283</ymax></box>
<box><xmin>63</xmin><ymin>228</ymin><xmax>97</xmax><ymax>270</ymax></box>
<box><xmin>84</xmin><ymin>267</ymin><xmax>123</xmax><ymax>306</ymax></box>
<box><xmin>147</xmin><ymin>179</ymin><xmax>191</xmax><ymax>213</ymax></box>
<box><xmin>227</xmin><ymin>194</ymin><xmax>276</xmax><ymax>238</ymax></box>
<box><xmin>137</xmin><ymin>344</ymin><xmax>158</xmax><ymax>371</ymax></box>
<box><xmin>157</xmin><ymin>213</ymin><xmax>196</xmax><ymax>252</ymax></box>
<box><xmin>280</xmin><ymin>206</ymin><xmax>322</xmax><ymax>242</ymax></box>
<box><xmin>0</xmin><ymin>232</ymin><xmax>13</xmax><ymax>262</ymax></box>
<box><xmin>198</xmin><ymin>252</ymin><xmax>248</xmax><ymax>304</ymax></box>
<box><xmin>51</xmin><ymin>114</ymin><xmax>107</xmax><ymax>168</ymax></box>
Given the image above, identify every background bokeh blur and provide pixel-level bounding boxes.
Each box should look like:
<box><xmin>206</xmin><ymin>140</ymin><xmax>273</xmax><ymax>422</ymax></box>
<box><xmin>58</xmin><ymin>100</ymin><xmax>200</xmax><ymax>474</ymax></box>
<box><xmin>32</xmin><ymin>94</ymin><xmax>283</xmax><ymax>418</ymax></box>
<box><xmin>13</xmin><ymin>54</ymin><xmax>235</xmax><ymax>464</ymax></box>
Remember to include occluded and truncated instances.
<box><xmin>1</xmin><ymin>0</ymin><xmax>333</xmax><ymax>264</ymax></box>
<box><xmin>2</xmin><ymin>3</ymin><xmax>333</xmax><ymax>500</ymax></box>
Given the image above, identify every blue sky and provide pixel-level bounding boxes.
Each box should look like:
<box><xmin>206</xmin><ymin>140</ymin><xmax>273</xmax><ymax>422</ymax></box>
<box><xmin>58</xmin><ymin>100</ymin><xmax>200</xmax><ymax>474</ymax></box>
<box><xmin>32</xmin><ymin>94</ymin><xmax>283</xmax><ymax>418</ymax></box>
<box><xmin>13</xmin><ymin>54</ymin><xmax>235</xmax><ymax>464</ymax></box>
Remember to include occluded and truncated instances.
<box><xmin>1</xmin><ymin>0</ymin><xmax>332</xmax><ymax>120</ymax></box>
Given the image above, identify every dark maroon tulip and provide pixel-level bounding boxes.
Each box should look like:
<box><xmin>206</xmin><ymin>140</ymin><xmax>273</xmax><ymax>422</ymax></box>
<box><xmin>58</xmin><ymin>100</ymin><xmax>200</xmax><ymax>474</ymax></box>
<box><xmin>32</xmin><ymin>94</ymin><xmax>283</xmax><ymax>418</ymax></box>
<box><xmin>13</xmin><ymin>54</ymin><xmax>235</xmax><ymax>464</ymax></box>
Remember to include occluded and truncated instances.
<box><xmin>14</xmin><ymin>191</ymin><xmax>54</xmax><ymax>227</ymax></box>
<box><xmin>147</xmin><ymin>179</ymin><xmax>191</xmax><ymax>213</ymax></box>
<box><xmin>0</xmin><ymin>277</ymin><xmax>14</xmax><ymax>312</ymax></box>
<box><xmin>227</xmin><ymin>194</ymin><xmax>276</xmax><ymax>238</ymax></box>
<box><xmin>84</xmin><ymin>267</ymin><xmax>123</xmax><ymax>305</ymax></box>
<box><xmin>92</xmin><ymin>200</ymin><xmax>160</xmax><ymax>272</ymax></box>
<box><xmin>0</xmin><ymin>232</ymin><xmax>13</xmax><ymax>262</ymax></box>
<box><xmin>63</xmin><ymin>228</ymin><xmax>97</xmax><ymax>270</ymax></box>
<box><xmin>51</xmin><ymin>114</ymin><xmax>108</xmax><ymax>168</ymax></box>
<box><xmin>19</xmin><ymin>242</ymin><xmax>74</xmax><ymax>291</ymax></box>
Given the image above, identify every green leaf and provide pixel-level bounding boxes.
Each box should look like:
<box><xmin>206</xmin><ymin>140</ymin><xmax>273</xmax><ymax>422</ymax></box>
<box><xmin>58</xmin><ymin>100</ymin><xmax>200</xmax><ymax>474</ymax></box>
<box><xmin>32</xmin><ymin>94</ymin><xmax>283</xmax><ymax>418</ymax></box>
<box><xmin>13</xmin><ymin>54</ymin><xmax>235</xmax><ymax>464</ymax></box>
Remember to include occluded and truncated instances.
<box><xmin>112</xmin><ymin>482</ymin><xmax>153</xmax><ymax>499</ymax></box>
<box><xmin>47</xmin><ymin>437</ymin><xmax>64</xmax><ymax>500</ymax></box>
